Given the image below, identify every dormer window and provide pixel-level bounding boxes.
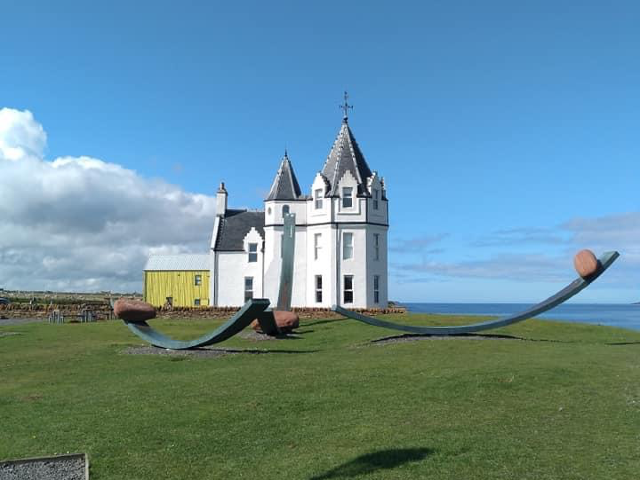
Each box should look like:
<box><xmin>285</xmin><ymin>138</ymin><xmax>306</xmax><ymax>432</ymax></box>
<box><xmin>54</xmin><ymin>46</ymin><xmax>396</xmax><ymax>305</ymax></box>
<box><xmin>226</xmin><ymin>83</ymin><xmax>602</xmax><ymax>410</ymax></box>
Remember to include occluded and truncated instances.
<box><xmin>282</xmin><ymin>205</ymin><xmax>290</xmax><ymax>217</ymax></box>
<box><xmin>248</xmin><ymin>243</ymin><xmax>258</xmax><ymax>262</ymax></box>
<box><xmin>373</xmin><ymin>189</ymin><xmax>379</xmax><ymax>210</ymax></box>
<box><xmin>342</xmin><ymin>187</ymin><xmax>353</xmax><ymax>208</ymax></box>
<box><xmin>314</xmin><ymin>189</ymin><xmax>323</xmax><ymax>209</ymax></box>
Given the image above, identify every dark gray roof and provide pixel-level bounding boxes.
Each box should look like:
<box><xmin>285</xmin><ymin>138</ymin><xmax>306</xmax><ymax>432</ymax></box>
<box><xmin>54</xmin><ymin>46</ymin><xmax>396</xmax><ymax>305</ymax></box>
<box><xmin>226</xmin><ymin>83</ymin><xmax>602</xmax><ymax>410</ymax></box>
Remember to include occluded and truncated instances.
<box><xmin>214</xmin><ymin>209</ymin><xmax>265</xmax><ymax>251</ymax></box>
<box><xmin>266</xmin><ymin>153</ymin><xmax>303</xmax><ymax>201</ymax></box>
<box><xmin>320</xmin><ymin>120</ymin><xmax>373</xmax><ymax>197</ymax></box>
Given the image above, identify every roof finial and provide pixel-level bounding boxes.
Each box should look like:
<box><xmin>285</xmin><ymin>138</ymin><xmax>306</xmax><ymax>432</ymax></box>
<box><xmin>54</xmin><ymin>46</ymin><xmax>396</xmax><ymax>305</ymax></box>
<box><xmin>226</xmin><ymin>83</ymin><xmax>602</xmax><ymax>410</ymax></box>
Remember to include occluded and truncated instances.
<box><xmin>284</xmin><ymin>147</ymin><xmax>288</xmax><ymax>158</ymax></box>
<box><xmin>339</xmin><ymin>91</ymin><xmax>353</xmax><ymax>123</ymax></box>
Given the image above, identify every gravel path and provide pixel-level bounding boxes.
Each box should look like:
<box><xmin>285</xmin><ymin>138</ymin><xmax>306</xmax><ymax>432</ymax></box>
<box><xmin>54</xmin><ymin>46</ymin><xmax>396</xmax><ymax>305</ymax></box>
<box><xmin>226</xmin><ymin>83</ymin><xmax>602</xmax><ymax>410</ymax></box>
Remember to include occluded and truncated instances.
<box><xmin>0</xmin><ymin>454</ymin><xmax>86</xmax><ymax>480</ymax></box>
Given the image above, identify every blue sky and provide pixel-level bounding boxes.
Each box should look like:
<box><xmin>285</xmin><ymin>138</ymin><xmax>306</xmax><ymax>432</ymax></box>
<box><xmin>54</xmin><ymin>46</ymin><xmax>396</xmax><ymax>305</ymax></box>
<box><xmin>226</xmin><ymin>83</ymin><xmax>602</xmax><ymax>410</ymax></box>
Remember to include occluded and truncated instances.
<box><xmin>1</xmin><ymin>0</ymin><xmax>638</xmax><ymax>302</ymax></box>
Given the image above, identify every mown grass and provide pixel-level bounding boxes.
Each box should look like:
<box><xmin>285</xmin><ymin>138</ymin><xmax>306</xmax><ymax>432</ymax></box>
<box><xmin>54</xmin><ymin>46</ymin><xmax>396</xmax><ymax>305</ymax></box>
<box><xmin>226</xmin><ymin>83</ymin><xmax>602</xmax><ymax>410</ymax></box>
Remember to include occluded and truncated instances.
<box><xmin>1</xmin><ymin>314</ymin><xmax>639</xmax><ymax>479</ymax></box>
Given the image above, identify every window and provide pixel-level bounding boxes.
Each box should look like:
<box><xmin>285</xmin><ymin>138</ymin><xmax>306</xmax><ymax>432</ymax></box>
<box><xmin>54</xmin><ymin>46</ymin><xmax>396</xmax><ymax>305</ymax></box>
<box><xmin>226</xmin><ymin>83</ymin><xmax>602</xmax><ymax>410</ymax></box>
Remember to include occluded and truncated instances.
<box><xmin>244</xmin><ymin>277</ymin><xmax>253</xmax><ymax>302</ymax></box>
<box><xmin>314</xmin><ymin>233</ymin><xmax>321</xmax><ymax>260</ymax></box>
<box><xmin>194</xmin><ymin>298</ymin><xmax>201</xmax><ymax>306</ymax></box>
<box><xmin>342</xmin><ymin>187</ymin><xmax>353</xmax><ymax>208</ymax></box>
<box><xmin>194</xmin><ymin>274</ymin><xmax>202</xmax><ymax>285</ymax></box>
<box><xmin>343</xmin><ymin>275</ymin><xmax>354</xmax><ymax>304</ymax></box>
<box><xmin>248</xmin><ymin>243</ymin><xmax>258</xmax><ymax>262</ymax></box>
<box><xmin>373</xmin><ymin>189</ymin><xmax>379</xmax><ymax>210</ymax></box>
<box><xmin>315</xmin><ymin>275</ymin><xmax>323</xmax><ymax>303</ymax></box>
<box><xmin>314</xmin><ymin>189</ymin><xmax>323</xmax><ymax>209</ymax></box>
<box><xmin>374</xmin><ymin>234</ymin><xmax>380</xmax><ymax>261</ymax></box>
<box><xmin>373</xmin><ymin>275</ymin><xmax>380</xmax><ymax>304</ymax></box>
<box><xmin>282</xmin><ymin>205</ymin><xmax>290</xmax><ymax>217</ymax></box>
<box><xmin>343</xmin><ymin>232</ymin><xmax>353</xmax><ymax>260</ymax></box>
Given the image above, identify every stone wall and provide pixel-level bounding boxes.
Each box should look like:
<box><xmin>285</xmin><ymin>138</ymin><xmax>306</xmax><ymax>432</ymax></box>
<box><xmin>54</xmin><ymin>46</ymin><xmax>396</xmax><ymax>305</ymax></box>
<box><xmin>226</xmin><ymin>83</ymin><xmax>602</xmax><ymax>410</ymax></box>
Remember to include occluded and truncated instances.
<box><xmin>154</xmin><ymin>305</ymin><xmax>406</xmax><ymax>320</ymax></box>
<box><xmin>0</xmin><ymin>302</ymin><xmax>405</xmax><ymax>321</ymax></box>
<box><xmin>0</xmin><ymin>303</ymin><xmax>114</xmax><ymax>320</ymax></box>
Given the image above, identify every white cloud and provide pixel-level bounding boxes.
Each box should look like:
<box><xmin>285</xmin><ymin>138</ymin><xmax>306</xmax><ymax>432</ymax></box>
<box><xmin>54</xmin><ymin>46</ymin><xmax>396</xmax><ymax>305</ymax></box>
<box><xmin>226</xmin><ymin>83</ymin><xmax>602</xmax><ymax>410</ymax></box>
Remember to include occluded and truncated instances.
<box><xmin>0</xmin><ymin>107</ymin><xmax>216</xmax><ymax>293</ymax></box>
<box><xmin>0</xmin><ymin>108</ymin><xmax>46</xmax><ymax>161</ymax></box>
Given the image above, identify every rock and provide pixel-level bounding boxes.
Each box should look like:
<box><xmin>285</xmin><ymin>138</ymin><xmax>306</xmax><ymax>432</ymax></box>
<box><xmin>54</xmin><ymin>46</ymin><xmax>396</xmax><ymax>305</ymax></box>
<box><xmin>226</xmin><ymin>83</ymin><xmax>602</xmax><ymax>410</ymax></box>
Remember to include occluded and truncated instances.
<box><xmin>273</xmin><ymin>310</ymin><xmax>299</xmax><ymax>333</ymax></box>
<box><xmin>114</xmin><ymin>299</ymin><xmax>156</xmax><ymax>322</ymax></box>
<box><xmin>574</xmin><ymin>249</ymin><xmax>599</xmax><ymax>278</ymax></box>
<box><xmin>250</xmin><ymin>319</ymin><xmax>262</xmax><ymax>332</ymax></box>
<box><xmin>251</xmin><ymin>310</ymin><xmax>300</xmax><ymax>334</ymax></box>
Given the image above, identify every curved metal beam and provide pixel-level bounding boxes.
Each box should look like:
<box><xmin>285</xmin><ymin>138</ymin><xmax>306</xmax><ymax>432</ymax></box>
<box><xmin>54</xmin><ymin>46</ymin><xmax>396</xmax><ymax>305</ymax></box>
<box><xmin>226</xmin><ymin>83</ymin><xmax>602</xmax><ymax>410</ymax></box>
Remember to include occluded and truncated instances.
<box><xmin>125</xmin><ymin>299</ymin><xmax>270</xmax><ymax>350</ymax></box>
<box><xmin>123</xmin><ymin>214</ymin><xmax>299</xmax><ymax>349</ymax></box>
<box><xmin>334</xmin><ymin>251</ymin><xmax>619</xmax><ymax>335</ymax></box>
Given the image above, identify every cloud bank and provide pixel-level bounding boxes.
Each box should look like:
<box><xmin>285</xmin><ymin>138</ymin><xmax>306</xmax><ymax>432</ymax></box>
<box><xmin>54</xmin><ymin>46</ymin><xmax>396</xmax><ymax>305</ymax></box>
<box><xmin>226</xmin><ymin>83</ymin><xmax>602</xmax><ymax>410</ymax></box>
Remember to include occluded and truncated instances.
<box><xmin>0</xmin><ymin>108</ymin><xmax>216</xmax><ymax>293</ymax></box>
<box><xmin>390</xmin><ymin>212</ymin><xmax>639</xmax><ymax>299</ymax></box>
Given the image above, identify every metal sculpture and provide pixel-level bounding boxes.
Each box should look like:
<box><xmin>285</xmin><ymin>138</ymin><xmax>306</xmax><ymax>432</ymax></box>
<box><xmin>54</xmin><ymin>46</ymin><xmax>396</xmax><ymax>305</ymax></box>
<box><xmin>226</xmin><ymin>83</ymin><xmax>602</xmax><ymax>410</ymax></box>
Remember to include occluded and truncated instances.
<box><xmin>333</xmin><ymin>251</ymin><xmax>619</xmax><ymax>335</ymax></box>
<box><xmin>122</xmin><ymin>213</ymin><xmax>297</xmax><ymax>349</ymax></box>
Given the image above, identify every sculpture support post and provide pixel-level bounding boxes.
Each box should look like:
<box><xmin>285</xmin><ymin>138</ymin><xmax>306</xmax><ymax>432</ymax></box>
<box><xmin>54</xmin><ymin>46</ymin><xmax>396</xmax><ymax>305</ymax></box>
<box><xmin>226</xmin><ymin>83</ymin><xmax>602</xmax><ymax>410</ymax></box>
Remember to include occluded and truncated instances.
<box><xmin>276</xmin><ymin>213</ymin><xmax>296</xmax><ymax>311</ymax></box>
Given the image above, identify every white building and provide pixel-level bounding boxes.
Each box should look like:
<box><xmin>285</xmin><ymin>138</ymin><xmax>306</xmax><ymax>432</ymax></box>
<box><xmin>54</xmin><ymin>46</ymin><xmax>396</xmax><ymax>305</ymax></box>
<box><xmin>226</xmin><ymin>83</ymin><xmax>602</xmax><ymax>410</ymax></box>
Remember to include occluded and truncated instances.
<box><xmin>209</xmin><ymin>115</ymin><xmax>389</xmax><ymax>308</ymax></box>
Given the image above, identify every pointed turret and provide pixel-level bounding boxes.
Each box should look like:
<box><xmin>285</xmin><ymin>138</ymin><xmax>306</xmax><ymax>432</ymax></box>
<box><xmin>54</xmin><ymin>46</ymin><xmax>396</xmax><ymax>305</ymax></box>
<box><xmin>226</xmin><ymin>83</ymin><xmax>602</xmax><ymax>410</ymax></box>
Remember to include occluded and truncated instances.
<box><xmin>320</xmin><ymin>120</ymin><xmax>373</xmax><ymax>197</ymax></box>
<box><xmin>265</xmin><ymin>151</ymin><xmax>303</xmax><ymax>201</ymax></box>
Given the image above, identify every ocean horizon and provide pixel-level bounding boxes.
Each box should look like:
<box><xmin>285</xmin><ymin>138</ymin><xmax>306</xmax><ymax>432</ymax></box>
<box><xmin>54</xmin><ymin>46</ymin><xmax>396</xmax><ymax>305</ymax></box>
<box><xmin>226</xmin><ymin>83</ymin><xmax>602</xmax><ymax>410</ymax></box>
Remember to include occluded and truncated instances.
<box><xmin>403</xmin><ymin>303</ymin><xmax>640</xmax><ymax>332</ymax></box>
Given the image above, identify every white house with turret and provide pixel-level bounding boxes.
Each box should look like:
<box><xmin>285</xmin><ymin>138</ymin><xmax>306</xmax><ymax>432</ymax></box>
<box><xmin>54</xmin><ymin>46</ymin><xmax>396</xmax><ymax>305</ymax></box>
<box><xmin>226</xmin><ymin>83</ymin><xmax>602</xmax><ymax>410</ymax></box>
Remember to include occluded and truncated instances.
<box><xmin>145</xmin><ymin>111</ymin><xmax>388</xmax><ymax>309</ymax></box>
<box><xmin>209</xmin><ymin>114</ymin><xmax>388</xmax><ymax>309</ymax></box>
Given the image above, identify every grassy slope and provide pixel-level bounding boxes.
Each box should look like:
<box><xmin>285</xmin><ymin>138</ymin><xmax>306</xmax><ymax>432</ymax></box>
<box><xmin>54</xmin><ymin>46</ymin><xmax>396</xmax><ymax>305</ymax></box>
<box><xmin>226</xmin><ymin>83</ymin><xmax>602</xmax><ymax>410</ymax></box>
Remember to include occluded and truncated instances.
<box><xmin>1</xmin><ymin>314</ymin><xmax>639</xmax><ymax>479</ymax></box>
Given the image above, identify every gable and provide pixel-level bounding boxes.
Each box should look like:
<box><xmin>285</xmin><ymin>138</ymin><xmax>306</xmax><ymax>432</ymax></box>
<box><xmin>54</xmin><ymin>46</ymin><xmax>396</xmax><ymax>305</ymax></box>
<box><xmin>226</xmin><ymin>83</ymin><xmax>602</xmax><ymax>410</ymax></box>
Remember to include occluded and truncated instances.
<box><xmin>214</xmin><ymin>209</ymin><xmax>265</xmax><ymax>251</ymax></box>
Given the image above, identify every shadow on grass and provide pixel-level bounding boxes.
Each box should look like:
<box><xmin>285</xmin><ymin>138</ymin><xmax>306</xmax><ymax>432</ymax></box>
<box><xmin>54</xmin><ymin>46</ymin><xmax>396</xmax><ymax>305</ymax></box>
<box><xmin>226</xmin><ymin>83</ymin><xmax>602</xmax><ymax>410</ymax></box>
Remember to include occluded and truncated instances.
<box><xmin>303</xmin><ymin>318</ymin><xmax>349</xmax><ymax>327</ymax></box>
<box><xmin>309</xmin><ymin>447</ymin><xmax>433</xmax><ymax>479</ymax></box>
<box><xmin>370</xmin><ymin>332</ymin><xmax>587</xmax><ymax>344</ymax></box>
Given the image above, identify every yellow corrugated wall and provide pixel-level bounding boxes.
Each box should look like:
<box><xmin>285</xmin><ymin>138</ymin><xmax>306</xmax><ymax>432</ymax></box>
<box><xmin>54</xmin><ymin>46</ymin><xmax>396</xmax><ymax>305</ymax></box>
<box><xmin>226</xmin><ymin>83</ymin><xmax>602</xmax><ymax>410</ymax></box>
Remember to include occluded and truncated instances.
<box><xmin>144</xmin><ymin>271</ymin><xmax>210</xmax><ymax>307</ymax></box>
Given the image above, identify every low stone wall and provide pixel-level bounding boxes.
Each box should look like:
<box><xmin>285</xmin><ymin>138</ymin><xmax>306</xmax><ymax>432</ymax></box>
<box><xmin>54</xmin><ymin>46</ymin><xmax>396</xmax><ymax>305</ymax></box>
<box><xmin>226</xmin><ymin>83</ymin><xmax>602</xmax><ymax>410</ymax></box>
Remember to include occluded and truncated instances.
<box><xmin>0</xmin><ymin>303</ymin><xmax>113</xmax><ymax>320</ymax></box>
<box><xmin>155</xmin><ymin>306</ymin><xmax>406</xmax><ymax>320</ymax></box>
<box><xmin>0</xmin><ymin>303</ymin><xmax>405</xmax><ymax>321</ymax></box>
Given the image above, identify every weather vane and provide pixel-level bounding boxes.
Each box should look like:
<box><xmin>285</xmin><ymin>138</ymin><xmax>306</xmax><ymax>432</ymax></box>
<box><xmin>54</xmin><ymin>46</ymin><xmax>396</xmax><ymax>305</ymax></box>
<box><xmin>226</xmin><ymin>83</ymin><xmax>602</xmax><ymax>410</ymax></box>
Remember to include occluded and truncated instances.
<box><xmin>339</xmin><ymin>91</ymin><xmax>353</xmax><ymax>121</ymax></box>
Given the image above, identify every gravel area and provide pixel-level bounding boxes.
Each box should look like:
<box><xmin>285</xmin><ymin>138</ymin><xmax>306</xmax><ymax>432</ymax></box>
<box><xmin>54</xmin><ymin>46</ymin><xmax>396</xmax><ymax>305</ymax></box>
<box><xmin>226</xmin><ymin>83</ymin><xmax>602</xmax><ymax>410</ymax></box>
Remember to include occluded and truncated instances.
<box><xmin>0</xmin><ymin>318</ymin><xmax>44</xmax><ymax>326</ymax></box>
<box><xmin>121</xmin><ymin>346</ymin><xmax>277</xmax><ymax>357</ymax></box>
<box><xmin>0</xmin><ymin>332</ymin><xmax>21</xmax><ymax>338</ymax></box>
<box><xmin>238</xmin><ymin>330</ymin><xmax>300</xmax><ymax>341</ymax></box>
<box><xmin>122</xmin><ymin>346</ymin><xmax>239</xmax><ymax>357</ymax></box>
<box><xmin>0</xmin><ymin>454</ymin><xmax>87</xmax><ymax>480</ymax></box>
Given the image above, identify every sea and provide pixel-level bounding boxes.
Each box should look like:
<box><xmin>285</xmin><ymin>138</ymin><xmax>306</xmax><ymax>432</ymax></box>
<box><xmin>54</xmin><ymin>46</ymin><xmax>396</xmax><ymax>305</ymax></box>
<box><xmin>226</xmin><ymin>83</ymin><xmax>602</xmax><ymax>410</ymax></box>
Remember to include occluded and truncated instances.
<box><xmin>404</xmin><ymin>303</ymin><xmax>640</xmax><ymax>331</ymax></box>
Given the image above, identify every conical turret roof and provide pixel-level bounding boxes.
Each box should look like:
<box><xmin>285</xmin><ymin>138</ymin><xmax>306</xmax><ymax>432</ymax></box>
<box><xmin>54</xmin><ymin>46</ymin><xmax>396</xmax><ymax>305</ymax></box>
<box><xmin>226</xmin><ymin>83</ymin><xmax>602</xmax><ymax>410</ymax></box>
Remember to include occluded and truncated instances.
<box><xmin>320</xmin><ymin>120</ymin><xmax>373</xmax><ymax>197</ymax></box>
<box><xmin>266</xmin><ymin>151</ymin><xmax>303</xmax><ymax>201</ymax></box>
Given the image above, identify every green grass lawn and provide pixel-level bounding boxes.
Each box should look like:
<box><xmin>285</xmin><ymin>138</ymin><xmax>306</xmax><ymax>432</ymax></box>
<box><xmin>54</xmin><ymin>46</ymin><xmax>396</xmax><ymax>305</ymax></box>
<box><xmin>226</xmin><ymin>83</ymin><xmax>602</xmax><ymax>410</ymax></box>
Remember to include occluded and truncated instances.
<box><xmin>1</xmin><ymin>314</ymin><xmax>639</xmax><ymax>479</ymax></box>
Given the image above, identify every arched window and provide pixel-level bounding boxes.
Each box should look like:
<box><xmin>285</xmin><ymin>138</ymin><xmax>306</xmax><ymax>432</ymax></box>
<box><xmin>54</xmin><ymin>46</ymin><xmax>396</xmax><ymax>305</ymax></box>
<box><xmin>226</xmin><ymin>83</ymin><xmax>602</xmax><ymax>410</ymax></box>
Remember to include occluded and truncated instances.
<box><xmin>282</xmin><ymin>205</ymin><xmax>290</xmax><ymax>217</ymax></box>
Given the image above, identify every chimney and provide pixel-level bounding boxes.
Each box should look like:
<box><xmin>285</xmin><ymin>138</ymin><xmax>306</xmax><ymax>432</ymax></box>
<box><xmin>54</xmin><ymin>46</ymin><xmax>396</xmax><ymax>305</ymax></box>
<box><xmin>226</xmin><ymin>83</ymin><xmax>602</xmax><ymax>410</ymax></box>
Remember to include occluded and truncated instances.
<box><xmin>216</xmin><ymin>182</ymin><xmax>228</xmax><ymax>217</ymax></box>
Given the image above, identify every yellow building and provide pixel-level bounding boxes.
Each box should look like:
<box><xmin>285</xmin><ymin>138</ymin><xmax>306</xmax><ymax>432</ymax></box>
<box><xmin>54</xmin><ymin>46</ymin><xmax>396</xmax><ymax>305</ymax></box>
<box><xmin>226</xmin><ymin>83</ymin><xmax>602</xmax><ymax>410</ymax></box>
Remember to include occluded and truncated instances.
<box><xmin>143</xmin><ymin>254</ymin><xmax>211</xmax><ymax>307</ymax></box>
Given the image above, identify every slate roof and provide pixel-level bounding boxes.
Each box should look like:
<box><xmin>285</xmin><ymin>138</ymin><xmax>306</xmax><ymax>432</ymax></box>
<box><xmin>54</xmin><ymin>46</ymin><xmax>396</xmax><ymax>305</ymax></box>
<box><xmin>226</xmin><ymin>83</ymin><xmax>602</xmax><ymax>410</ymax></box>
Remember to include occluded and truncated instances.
<box><xmin>144</xmin><ymin>254</ymin><xmax>211</xmax><ymax>271</ymax></box>
<box><xmin>265</xmin><ymin>152</ymin><xmax>304</xmax><ymax>201</ymax></box>
<box><xmin>320</xmin><ymin>120</ymin><xmax>373</xmax><ymax>197</ymax></box>
<box><xmin>214</xmin><ymin>209</ymin><xmax>265</xmax><ymax>252</ymax></box>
